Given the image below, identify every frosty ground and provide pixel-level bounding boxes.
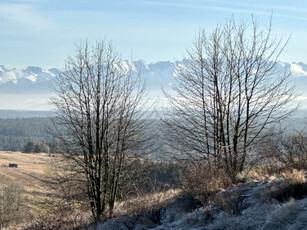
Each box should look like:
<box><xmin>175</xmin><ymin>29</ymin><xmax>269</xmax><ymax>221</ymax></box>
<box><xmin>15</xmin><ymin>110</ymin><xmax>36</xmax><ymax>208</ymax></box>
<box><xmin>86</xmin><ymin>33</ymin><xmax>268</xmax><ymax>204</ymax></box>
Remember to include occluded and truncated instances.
<box><xmin>92</xmin><ymin>172</ymin><xmax>307</xmax><ymax>230</ymax></box>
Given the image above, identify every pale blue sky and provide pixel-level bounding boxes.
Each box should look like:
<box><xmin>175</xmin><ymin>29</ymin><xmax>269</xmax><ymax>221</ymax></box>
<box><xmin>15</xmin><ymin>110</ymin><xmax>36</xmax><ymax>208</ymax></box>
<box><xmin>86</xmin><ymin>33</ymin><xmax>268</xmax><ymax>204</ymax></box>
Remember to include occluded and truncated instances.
<box><xmin>1</xmin><ymin>0</ymin><xmax>307</xmax><ymax>68</ymax></box>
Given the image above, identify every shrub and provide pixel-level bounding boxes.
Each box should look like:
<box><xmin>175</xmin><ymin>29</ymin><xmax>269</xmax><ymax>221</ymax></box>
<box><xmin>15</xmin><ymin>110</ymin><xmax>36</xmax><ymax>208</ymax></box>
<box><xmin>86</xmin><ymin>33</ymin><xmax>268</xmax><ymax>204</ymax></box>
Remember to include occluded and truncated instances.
<box><xmin>213</xmin><ymin>187</ymin><xmax>243</xmax><ymax>215</ymax></box>
<box><xmin>119</xmin><ymin>159</ymin><xmax>182</xmax><ymax>199</ymax></box>
<box><xmin>180</xmin><ymin>164</ymin><xmax>231</xmax><ymax>204</ymax></box>
<box><xmin>257</xmin><ymin>130</ymin><xmax>307</xmax><ymax>174</ymax></box>
<box><xmin>282</xmin><ymin>169</ymin><xmax>306</xmax><ymax>185</ymax></box>
<box><xmin>0</xmin><ymin>185</ymin><xmax>24</xmax><ymax>229</ymax></box>
<box><xmin>23</xmin><ymin>141</ymin><xmax>35</xmax><ymax>153</ymax></box>
<box><xmin>23</xmin><ymin>141</ymin><xmax>48</xmax><ymax>153</ymax></box>
<box><xmin>119</xmin><ymin>189</ymin><xmax>180</xmax><ymax>216</ymax></box>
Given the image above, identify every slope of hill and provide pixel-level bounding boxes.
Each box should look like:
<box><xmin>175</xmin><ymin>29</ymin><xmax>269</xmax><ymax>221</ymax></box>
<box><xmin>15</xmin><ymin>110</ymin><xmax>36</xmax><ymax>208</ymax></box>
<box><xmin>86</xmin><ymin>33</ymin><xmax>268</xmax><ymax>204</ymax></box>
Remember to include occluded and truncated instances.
<box><xmin>92</xmin><ymin>172</ymin><xmax>307</xmax><ymax>230</ymax></box>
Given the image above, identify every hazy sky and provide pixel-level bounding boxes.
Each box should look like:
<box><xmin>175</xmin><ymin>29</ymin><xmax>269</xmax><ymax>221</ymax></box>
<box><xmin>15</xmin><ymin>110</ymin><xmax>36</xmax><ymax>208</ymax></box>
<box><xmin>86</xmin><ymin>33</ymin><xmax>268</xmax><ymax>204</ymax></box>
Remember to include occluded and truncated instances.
<box><xmin>1</xmin><ymin>0</ymin><xmax>307</xmax><ymax>68</ymax></box>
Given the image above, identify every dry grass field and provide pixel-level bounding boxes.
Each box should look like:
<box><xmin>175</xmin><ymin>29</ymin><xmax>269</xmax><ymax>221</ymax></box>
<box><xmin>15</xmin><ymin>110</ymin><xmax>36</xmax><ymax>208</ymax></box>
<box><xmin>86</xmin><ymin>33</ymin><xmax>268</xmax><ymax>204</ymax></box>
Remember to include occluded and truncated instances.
<box><xmin>0</xmin><ymin>151</ymin><xmax>55</xmax><ymax>193</ymax></box>
<box><xmin>0</xmin><ymin>152</ymin><xmax>64</xmax><ymax>228</ymax></box>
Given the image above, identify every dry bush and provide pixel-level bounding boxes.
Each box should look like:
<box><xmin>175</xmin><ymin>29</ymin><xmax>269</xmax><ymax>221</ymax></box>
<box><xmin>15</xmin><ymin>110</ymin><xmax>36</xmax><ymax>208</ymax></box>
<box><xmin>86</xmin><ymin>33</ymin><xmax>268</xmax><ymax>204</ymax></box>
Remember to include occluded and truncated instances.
<box><xmin>282</xmin><ymin>169</ymin><xmax>306</xmax><ymax>185</ymax></box>
<box><xmin>23</xmin><ymin>194</ymin><xmax>91</xmax><ymax>230</ymax></box>
<box><xmin>24</xmin><ymin>208</ymin><xmax>90</xmax><ymax>230</ymax></box>
<box><xmin>119</xmin><ymin>159</ymin><xmax>181</xmax><ymax>199</ymax></box>
<box><xmin>213</xmin><ymin>187</ymin><xmax>243</xmax><ymax>215</ymax></box>
<box><xmin>257</xmin><ymin>129</ymin><xmax>307</xmax><ymax>175</ymax></box>
<box><xmin>180</xmin><ymin>164</ymin><xmax>231</xmax><ymax>204</ymax></box>
<box><xmin>0</xmin><ymin>185</ymin><xmax>25</xmax><ymax>229</ymax></box>
<box><xmin>117</xmin><ymin>189</ymin><xmax>180</xmax><ymax>216</ymax></box>
<box><xmin>237</xmin><ymin>167</ymin><xmax>266</xmax><ymax>181</ymax></box>
<box><xmin>237</xmin><ymin>163</ymin><xmax>284</xmax><ymax>181</ymax></box>
<box><xmin>253</xmin><ymin>161</ymin><xmax>285</xmax><ymax>178</ymax></box>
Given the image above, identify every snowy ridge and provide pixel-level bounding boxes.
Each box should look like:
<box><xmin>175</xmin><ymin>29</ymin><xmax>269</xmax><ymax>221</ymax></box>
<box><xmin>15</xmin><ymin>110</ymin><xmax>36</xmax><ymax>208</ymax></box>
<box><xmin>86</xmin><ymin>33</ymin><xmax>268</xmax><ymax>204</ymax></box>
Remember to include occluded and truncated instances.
<box><xmin>290</xmin><ymin>63</ymin><xmax>307</xmax><ymax>77</ymax></box>
<box><xmin>0</xmin><ymin>60</ymin><xmax>307</xmax><ymax>110</ymax></box>
<box><xmin>0</xmin><ymin>60</ymin><xmax>306</xmax><ymax>86</ymax></box>
<box><xmin>0</xmin><ymin>60</ymin><xmax>306</xmax><ymax>97</ymax></box>
<box><xmin>0</xmin><ymin>66</ymin><xmax>57</xmax><ymax>85</ymax></box>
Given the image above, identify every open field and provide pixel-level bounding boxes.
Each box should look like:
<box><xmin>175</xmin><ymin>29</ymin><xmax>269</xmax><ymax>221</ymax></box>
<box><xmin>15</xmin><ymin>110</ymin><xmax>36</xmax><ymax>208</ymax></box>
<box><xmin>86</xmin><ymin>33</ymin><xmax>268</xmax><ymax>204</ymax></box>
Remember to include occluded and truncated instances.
<box><xmin>0</xmin><ymin>152</ymin><xmax>65</xmax><ymax>228</ymax></box>
<box><xmin>0</xmin><ymin>151</ymin><xmax>55</xmax><ymax>193</ymax></box>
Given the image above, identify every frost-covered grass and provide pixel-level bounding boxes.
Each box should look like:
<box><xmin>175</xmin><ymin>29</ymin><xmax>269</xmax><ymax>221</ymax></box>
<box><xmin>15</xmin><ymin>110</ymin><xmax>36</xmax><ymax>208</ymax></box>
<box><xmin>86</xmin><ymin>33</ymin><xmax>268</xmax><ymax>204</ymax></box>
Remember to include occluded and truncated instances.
<box><xmin>113</xmin><ymin>189</ymin><xmax>181</xmax><ymax>216</ymax></box>
<box><xmin>94</xmin><ymin>170</ymin><xmax>307</xmax><ymax>230</ymax></box>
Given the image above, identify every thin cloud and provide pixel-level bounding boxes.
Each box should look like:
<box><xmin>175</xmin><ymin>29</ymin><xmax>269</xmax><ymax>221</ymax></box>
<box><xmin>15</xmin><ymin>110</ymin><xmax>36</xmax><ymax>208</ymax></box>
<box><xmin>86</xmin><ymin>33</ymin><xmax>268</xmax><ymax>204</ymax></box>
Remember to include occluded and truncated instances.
<box><xmin>143</xmin><ymin>1</ymin><xmax>307</xmax><ymax>22</ymax></box>
<box><xmin>143</xmin><ymin>1</ymin><xmax>263</xmax><ymax>15</ymax></box>
<box><xmin>0</xmin><ymin>3</ymin><xmax>54</xmax><ymax>30</ymax></box>
<box><xmin>215</xmin><ymin>0</ymin><xmax>307</xmax><ymax>14</ymax></box>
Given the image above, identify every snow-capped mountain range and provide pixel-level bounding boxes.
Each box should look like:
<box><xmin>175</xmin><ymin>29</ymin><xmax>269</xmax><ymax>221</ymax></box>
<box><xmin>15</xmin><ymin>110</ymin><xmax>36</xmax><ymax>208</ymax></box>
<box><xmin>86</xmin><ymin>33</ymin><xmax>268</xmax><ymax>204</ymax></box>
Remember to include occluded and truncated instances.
<box><xmin>0</xmin><ymin>60</ymin><xmax>307</xmax><ymax>88</ymax></box>
<box><xmin>0</xmin><ymin>65</ymin><xmax>58</xmax><ymax>84</ymax></box>
<box><xmin>0</xmin><ymin>65</ymin><xmax>59</xmax><ymax>94</ymax></box>
<box><xmin>0</xmin><ymin>60</ymin><xmax>307</xmax><ymax>110</ymax></box>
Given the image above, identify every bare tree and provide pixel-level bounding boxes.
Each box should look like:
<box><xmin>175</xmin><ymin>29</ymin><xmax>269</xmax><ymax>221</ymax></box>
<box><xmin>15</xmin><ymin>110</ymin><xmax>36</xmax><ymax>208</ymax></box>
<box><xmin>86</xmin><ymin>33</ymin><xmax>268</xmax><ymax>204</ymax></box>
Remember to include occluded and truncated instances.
<box><xmin>163</xmin><ymin>18</ymin><xmax>297</xmax><ymax>182</ymax></box>
<box><xmin>258</xmin><ymin>127</ymin><xmax>307</xmax><ymax>172</ymax></box>
<box><xmin>51</xmin><ymin>40</ymin><xmax>148</xmax><ymax>220</ymax></box>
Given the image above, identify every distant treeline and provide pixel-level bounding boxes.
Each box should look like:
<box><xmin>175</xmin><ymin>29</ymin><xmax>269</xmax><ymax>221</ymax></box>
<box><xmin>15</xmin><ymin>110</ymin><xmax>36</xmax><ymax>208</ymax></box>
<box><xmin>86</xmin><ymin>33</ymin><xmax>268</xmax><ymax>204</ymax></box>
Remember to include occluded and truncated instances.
<box><xmin>0</xmin><ymin>117</ymin><xmax>56</xmax><ymax>152</ymax></box>
<box><xmin>0</xmin><ymin>117</ymin><xmax>164</xmax><ymax>156</ymax></box>
<box><xmin>0</xmin><ymin>116</ymin><xmax>304</xmax><ymax>155</ymax></box>
<box><xmin>0</xmin><ymin>110</ymin><xmax>53</xmax><ymax>119</ymax></box>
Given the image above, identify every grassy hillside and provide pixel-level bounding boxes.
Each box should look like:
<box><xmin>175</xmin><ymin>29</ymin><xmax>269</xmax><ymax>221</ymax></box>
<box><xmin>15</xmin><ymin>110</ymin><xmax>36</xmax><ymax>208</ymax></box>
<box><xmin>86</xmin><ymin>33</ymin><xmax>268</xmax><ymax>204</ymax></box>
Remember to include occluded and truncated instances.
<box><xmin>0</xmin><ymin>151</ymin><xmax>63</xmax><ymax>228</ymax></box>
<box><xmin>0</xmin><ymin>151</ymin><xmax>53</xmax><ymax>193</ymax></box>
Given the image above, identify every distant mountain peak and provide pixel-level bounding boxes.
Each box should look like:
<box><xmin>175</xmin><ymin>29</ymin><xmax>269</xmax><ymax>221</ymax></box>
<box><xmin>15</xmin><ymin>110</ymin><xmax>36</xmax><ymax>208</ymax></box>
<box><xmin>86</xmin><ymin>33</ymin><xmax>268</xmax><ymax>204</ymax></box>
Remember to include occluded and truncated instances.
<box><xmin>26</xmin><ymin>66</ymin><xmax>43</xmax><ymax>74</ymax></box>
<box><xmin>1</xmin><ymin>65</ymin><xmax>59</xmax><ymax>85</ymax></box>
<box><xmin>0</xmin><ymin>65</ymin><xmax>8</xmax><ymax>72</ymax></box>
<box><xmin>290</xmin><ymin>62</ymin><xmax>307</xmax><ymax>77</ymax></box>
<box><xmin>136</xmin><ymin>59</ymin><xmax>147</xmax><ymax>64</ymax></box>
